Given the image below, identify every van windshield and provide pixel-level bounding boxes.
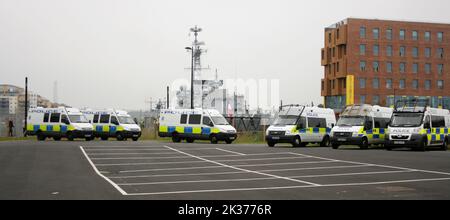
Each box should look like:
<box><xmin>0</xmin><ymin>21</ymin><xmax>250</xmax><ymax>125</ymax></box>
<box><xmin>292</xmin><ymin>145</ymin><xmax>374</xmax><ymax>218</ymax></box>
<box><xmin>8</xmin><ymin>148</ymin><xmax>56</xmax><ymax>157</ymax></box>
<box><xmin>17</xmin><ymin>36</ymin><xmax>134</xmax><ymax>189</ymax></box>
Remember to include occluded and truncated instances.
<box><xmin>69</xmin><ymin>115</ymin><xmax>89</xmax><ymax>123</ymax></box>
<box><xmin>273</xmin><ymin>115</ymin><xmax>298</xmax><ymax>126</ymax></box>
<box><xmin>390</xmin><ymin>113</ymin><xmax>424</xmax><ymax>127</ymax></box>
<box><xmin>337</xmin><ymin>116</ymin><xmax>365</xmax><ymax>127</ymax></box>
<box><xmin>118</xmin><ymin>116</ymin><xmax>136</xmax><ymax>125</ymax></box>
<box><xmin>211</xmin><ymin>116</ymin><xmax>229</xmax><ymax>125</ymax></box>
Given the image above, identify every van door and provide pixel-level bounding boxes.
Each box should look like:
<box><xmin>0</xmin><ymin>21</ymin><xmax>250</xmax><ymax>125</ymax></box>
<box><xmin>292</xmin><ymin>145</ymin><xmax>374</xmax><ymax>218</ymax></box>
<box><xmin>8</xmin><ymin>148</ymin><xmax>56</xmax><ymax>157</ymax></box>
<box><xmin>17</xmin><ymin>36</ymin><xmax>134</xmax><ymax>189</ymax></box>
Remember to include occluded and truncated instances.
<box><xmin>202</xmin><ymin>115</ymin><xmax>213</xmax><ymax>138</ymax></box>
<box><xmin>98</xmin><ymin>114</ymin><xmax>111</xmax><ymax>135</ymax></box>
<box><xmin>110</xmin><ymin>115</ymin><xmax>120</xmax><ymax>135</ymax></box>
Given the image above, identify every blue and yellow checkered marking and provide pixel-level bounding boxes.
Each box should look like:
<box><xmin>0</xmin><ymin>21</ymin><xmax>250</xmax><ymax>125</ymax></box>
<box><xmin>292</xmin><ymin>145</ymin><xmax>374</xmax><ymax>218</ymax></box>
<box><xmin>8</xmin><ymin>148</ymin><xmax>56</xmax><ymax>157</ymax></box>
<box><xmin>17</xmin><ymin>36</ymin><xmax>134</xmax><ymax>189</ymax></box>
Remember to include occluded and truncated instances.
<box><xmin>297</xmin><ymin>127</ymin><xmax>332</xmax><ymax>134</ymax></box>
<box><xmin>159</xmin><ymin>125</ymin><xmax>220</xmax><ymax>135</ymax></box>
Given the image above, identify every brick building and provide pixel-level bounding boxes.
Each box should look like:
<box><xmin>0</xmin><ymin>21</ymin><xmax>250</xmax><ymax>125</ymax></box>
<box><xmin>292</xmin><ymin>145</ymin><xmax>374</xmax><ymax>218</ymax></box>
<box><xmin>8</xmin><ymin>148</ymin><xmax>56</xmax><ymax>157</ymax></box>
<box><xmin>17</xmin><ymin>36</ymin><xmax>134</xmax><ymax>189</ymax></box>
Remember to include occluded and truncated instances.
<box><xmin>321</xmin><ymin>18</ymin><xmax>450</xmax><ymax>112</ymax></box>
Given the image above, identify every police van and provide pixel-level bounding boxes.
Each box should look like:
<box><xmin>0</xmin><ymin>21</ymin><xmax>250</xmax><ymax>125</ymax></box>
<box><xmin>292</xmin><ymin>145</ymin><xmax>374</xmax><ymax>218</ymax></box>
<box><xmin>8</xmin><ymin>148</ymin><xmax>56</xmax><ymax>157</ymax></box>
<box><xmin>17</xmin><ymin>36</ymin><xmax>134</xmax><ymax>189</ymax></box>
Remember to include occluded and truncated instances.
<box><xmin>82</xmin><ymin>109</ymin><xmax>142</xmax><ymax>141</ymax></box>
<box><xmin>330</xmin><ymin>105</ymin><xmax>393</xmax><ymax>149</ymax></box>
<box><xmin>26</xmin><ymin>107</ymin><xmax>94</xmax><ymax>141</ymax></box>
<box><xmin>386</xmin><ymin>102</ymin><xmax>450</xmax><ymax>151</ymax></box>
<box><xmin>158</xmin><ymin>109</ymin><xmax>237</xmax><ymax>144</ymax></box>
<box><xmin>265</xmin><ymin>105</ymin><xmax>336</xmax><ymax>147</ymax></box>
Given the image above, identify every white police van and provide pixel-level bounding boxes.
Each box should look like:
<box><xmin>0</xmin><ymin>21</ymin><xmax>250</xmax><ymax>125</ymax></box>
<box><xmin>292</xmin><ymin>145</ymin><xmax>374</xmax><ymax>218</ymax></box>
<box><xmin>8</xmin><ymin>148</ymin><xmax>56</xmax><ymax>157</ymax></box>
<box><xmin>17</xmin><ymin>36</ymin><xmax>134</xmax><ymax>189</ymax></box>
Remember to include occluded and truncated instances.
<box><xmin>331</xmin><ymin>105</ymin><xmax>393</xmax><ymax>149</ymax></box>
<box><xmin>26</xmin><ymin>107</ymin><xmax>94</xmax><ymax>141</ymax></box>
<box><xmin>265</xmin><ymin>105</ymin><xmax>336</xmax><ymax>147</ymax></box>
<box><xmin>82</xmin><ymin>109</ymin><xmax>141</xmax><ymax>141</ymax></box>
<box><xmin>159</xmin><ymin>109</ymin><xmax>237</xmax><ymax>144</ymax></box>
<box><xmin>386</xmin><ymin>102</ymin><xmax>450</xmax><ymax>151</ymax></box>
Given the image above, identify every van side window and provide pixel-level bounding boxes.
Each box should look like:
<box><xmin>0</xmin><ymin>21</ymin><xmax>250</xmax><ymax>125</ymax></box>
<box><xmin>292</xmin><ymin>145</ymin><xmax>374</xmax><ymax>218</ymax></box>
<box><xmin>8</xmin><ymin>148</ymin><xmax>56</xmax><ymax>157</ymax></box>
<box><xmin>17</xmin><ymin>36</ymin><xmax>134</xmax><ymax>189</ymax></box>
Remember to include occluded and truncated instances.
<box><xmin>374</xmin><ymin>117</ymin><xmax>388</xmax><ymax>128</ymax></box>
<box><xmin>188</xmin><ymin>114</ymin><xmax>202</xmax><ymax>124</ymax></box>
<box><xmin>431</xmin><ymin>116</ymin><xmax>445</xmax><ymax>128</ymax></box>
<box><xmin>93</xmin><ymin>114</ymin><xmax>99</xmax><ymax>123</ymax></box>
<box><xmin>180</xmin><ymin>114</ymin><xmax>188</xmax><ymax>124</ymax></box>
<box><xmin>111</xmin><ymin>116</ymin><xmax>119</xmax><ymax>125</ymax></box>
<box><xmin>100</xmin><ymin>114</ymin><xmax>110</xmax><ymax>124</ymax></box>
<box><xmin>203</xmin><ymin>116</ymin><xmax>212</xmax><ymax>126</ymax></box>
<box><xmin>307</xmin><ymin>118</ymin><xmax>325</xmax><ymax>128</ymax></box>
<box><xmin>61</xmin><ymin>114</ymin><xmax>69</xmax><ymax>124</ymax></box>
<box><xmin>43</xmin><ymin>113</ymin><xmax>50</xmax><ymax>123</ymax></box>
<box><xmin>298</xmin><ymin>117</ymin><xmax>307</xmax><ymax>129</ymax></box>
<box><xmin>50</xmin><ymin>113</ymin><xmax>61</xmax><ymax>123</ymax></box>
<box><xmin>424</xmin><ymin>116</ymin><xmax>431</xmax><ymax>129</ymax></box>
<box><xmin>365</xmin><ymin>117</ymin><xmax>373</xmax><ymax>130</ymax></box>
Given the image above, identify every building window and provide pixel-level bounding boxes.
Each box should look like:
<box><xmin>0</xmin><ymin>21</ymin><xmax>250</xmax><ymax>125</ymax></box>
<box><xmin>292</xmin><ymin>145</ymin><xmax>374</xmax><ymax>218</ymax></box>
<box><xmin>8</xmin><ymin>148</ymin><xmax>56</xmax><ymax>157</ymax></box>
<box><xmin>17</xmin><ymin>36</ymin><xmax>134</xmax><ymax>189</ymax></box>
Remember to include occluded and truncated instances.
<box><xmin>373</xmin><ymin>78</ymin><xmax>379</xmax><ymax>89</ymax></box>
<box><xmin>425</xmin><ymin>31</ymin><xmax>431</xmax><ymax>41</ymax></box>
<box><xmin>359</xmin><ymin>78</ymin><xmax>366</xmax><ymax>89</ymax></box>
<box><xmin>336</xmin><ymin>62</ymin><xmax>340</xmax><ymax>72</ymax></box>
<box><xmin>437</xmin><ymin>48</ymin><xmax>444</xmax><ymax>58</ymax></box>
<box><xmin>373</xmin><ymin>28</ymin><xmax>379</xmax><ymax>39</ymax></box>
<box><xmin>412</xmin><ymin>31</ymin><xmax>418</xmax><ymax>40</ymax></box>
<box><xmin>337</xmin><ymin>29</ymin><xmax>340</xmax><ymax>39</ymax></box>
<box><xmin>373</xmin><ymin>61</ymin><xmax>379</xmax><ymax>72</ymax></box>
<box><xmin>425</xmin><ymin>63</ymin><xmax>432</xmax><ymax>74</ymax></box>
<box><xmin>438</xmin><ymin>32</ymin><xmax>443</xmax><ymax>42</ymax></box>
<box><xmin>425</xmin><ymin>48</ymin><xmax>431</xmax><ymax>58</ymax></box>
<box><xmin>438</xmin><ymin>64</ymin><xmax>444</xmax><ymax>75</ymax></box>
<box><xmin>386</xmin><ymin>28</ymin><xmax>392</xmax><ymax>40</ymax></box>
<box><xmin>328</xmin><ymin>33</ymin><xmax>332</xmax><ymax>43</ymax></box>
<box><xmin>360</xmin><ymin>61</ymin><xmax>366</xmax><ymax>71</ymax></box>
<box><xmin>413</xmin><ymin>63</ymin><xmax>419</xmax><ymax>74</ymax></box>
<box><xmin>373</xmin><ymin>45</ymin><xmax>379</xmax><ymax>56</ymax></box>
<box><xmin>386</xmin><ymin>62</ymin><xmax>393</xmax><ymax>73</ymax></box>
<box><xmin>399</xmin><ymin>46</ymin><xmax>406</xmax><ymax>57</ymax></box>
<box><xmin>400</xmin><ymin>29</ymin><xmax>405</xmax><ymax>40</ymax></box>
<box><xmin>360</xmin><ymin>95</ymin><xmax>366</xmax><ymax>104</ymax></box>
<box><xmin>400</xmin><ymin>62</ymin><xmax>406</xmax><ymax>73</ymax></box>
<box><xmin>412</xmin><ymin>47</ymin><xmax>419</xmax><ymax>57</ymax></box>
<box><xmin>372</xmin><ymin>95</ymin><xmax>380</xmax><ymax>105</ymax></box>
<box><xmin>360</xmin><ymin>44</ymin><xmax>366</xmax><ymax>55</ymax></box>
<box><xmin>386</xmin><ymin>79</ymin><xmax>393</xmax><ymax>89</ymax></box>
<box><xmin>360</xmin><ymin>27</ymin><xmax>366</xmax><ymax>39</ymax></box>
<box><xmin>412</xmin><ymin>79</ymin><xmax>419</xmax><ymax>89</ymax></box>
<box><xmin>386</xmin><ymin>45</ymin><xmax>393</xmax><ymax>57</ymax></box>
<box><xmin>438</xmin><ymin>80</ymin><xmax>444</xmax><ymax>89</ymax></box>
<box><xmin>425</xmin><ymin>80</ymin><xmax>431</xmax><ymax>90</ymax></box>
<box><xmin>399</xmin><ymin>79</ymin><xmax>406</xmax><ymax>89</ymax></box>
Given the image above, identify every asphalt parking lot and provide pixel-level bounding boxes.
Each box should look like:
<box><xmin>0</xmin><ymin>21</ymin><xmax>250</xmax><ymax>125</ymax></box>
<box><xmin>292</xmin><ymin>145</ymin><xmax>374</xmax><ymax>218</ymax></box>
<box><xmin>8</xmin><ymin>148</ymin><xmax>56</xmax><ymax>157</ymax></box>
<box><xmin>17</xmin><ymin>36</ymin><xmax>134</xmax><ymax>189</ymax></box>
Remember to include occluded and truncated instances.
<box><xmin>1</xmin><ymin>140</ymin><xmax>450</xmax><ymax>199</ymax></box>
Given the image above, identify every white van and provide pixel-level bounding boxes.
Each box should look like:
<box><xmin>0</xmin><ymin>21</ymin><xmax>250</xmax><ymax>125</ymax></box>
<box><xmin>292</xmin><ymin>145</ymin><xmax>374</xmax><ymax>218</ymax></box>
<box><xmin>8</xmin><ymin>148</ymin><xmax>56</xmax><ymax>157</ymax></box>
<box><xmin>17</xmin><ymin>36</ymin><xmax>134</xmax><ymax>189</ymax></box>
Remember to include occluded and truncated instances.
<box><xmin>26</xmin><ymin>107</ymin><xmax>94</xmax><ymax>141</ymax></box>
<box><xmin>82</xmin><ymin>109</ymin><xmax>142</xmax><ymax>141</ymax></box>
<box><xmin>386</xmin><ymin>105</ymin><xmax>450</xmax><ymax>151</ymax></box>
<box><xmin>331</xmin><ymin>105</ymin><xmax>393</xmax><ymax>149</ymax></box>
<box><xmin>159</xmin><ymin>109</ymin><xmax>237</xmax><ymax>144</ymax></box>
<box><xmin>265</xmin><ymin>105</ymin><xmax>336</xmax><ymax>147</ymax></box>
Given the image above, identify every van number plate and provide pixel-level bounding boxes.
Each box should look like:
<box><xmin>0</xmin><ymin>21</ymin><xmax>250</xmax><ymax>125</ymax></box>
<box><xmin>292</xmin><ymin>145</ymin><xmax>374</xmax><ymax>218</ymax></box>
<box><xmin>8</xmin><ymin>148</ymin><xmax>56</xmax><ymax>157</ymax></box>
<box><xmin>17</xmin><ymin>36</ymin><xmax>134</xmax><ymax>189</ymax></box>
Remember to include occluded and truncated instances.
<box><xmin>229</xmin><ymin>137</ymin><xmax>235</xmax><ymax>140</ymax></box>
<box><xmin>394</xmin><ymin>141</ymin><xmax>405</xmax><ymax>145</ymax></box>
<box><xmin>272</xmin><ymin>137</ymin><xmax>280</xmax><ymax>140</ymax></box>
<box><xmin>338</xmin><ymin>138</ymin><xmax>346</xmax><ymax>142</ymax></box>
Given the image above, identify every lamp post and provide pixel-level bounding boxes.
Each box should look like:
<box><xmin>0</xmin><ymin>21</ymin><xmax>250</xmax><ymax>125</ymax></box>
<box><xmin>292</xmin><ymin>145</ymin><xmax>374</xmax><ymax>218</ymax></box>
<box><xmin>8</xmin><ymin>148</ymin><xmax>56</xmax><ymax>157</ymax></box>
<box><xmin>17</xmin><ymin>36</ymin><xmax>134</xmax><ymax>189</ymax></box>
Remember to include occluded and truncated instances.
<box><xmin>185</xmin><ymin>47</ymin><xmax>194</xmax><ymax>109</ymax></box>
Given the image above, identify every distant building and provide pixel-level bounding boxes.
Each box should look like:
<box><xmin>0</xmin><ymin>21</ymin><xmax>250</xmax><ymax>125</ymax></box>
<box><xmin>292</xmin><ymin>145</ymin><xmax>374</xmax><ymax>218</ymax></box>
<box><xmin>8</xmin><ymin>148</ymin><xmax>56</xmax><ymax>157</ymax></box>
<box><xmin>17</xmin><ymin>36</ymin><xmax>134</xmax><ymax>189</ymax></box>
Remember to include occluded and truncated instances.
<box><xmin>321</xmin><ymin>18</ymin><xmax>450</xmax><ymax>112</ymax></box>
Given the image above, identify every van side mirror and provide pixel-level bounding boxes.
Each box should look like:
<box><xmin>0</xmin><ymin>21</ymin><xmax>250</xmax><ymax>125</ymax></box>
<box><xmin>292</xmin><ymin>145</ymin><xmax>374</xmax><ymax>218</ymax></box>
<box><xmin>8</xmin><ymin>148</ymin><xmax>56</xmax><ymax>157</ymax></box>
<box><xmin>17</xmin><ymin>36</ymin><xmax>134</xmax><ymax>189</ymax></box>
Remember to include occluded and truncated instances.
<box><xmin>63</xmin><ymin>120</ymin><xmax>70</xmax><ymax>125</ymax></box>
<box><xmin>113</xmin><ymin>121</ymin><xmax>119</xmax><ymax>126</ymax></box>
<box><xmin>296</xmin><ymin>123</ymin><xmax>305</xmax><ymax>130</ymax></box>
<box><xmin>209</xmin><ymin>122</ymin><xmax>214</xmax><ymax>127</ymax></box>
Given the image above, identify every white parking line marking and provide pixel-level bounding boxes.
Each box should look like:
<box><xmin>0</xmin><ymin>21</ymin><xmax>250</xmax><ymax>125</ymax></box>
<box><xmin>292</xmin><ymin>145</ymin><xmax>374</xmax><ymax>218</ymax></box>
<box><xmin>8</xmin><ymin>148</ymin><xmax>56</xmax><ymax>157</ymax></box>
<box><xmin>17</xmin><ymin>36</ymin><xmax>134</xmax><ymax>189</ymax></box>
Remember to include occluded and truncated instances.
<box><xmin>124</xmin><ymin>178</ymin><xmax>450</xmax><ymax>196</ymax></box>
<box><xmin>108</xmin><ymin>171</ymin><xmax>247</xmax><ymax>179</ymax></box>
<box><xmin>164</xmin><ymin>146</ymin><xmax>321</xmax><ymax>186</ymax></box>
<box><xmin>116</xmin><ymin>170</ymin><xmax>417</xmax><ymax>186</ymax></box>
<box><xmin>259</xmin><ymin>165</ymin><xmax>374</xmax><ymax>172</ymax></box>
<box><xmin>79</xmin><ymin>146</ymin><xmax>127</xmax><ymax>195</ymax></box>
<box><xmin>114</xmin><ymin>160</ymin><xmax>337</xmax><ymax>173</ymax></box>
<box><xmin>95</xmin><ymin>156</ymin><xmax>310</xmax><ymax>166</ymax></box>
<box><xmin>215</xmin><ymin>148</ymin><xmax>246</xmax><ymax>156</ymax></box>
<box><xmin>87</xmin><ymin>152</ymin><xmax>182</xmax><ymax>156</ymax></box>
<box><xmin>90</xmin><ymin>152</ymin><xmax>293</xmax><ymax>160</ymax></box>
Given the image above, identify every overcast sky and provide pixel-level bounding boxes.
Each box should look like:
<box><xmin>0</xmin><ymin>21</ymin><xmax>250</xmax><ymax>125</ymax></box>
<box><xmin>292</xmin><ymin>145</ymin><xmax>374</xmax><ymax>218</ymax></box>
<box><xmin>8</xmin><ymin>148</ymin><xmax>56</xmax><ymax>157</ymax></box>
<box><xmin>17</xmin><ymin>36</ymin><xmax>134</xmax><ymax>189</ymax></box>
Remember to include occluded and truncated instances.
<box><xmin>1</xmin><ymin>0</ymin><xmax>449</xmax><ymax>110</ymax></box>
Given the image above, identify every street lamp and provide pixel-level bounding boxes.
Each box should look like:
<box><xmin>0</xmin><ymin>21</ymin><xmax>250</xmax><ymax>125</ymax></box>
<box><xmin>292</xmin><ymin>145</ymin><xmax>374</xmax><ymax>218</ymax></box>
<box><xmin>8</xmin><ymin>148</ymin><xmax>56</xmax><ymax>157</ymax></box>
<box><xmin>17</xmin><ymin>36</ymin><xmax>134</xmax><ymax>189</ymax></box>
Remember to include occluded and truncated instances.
<box><xmin>185</xmin><ymin>47</ymin><xmax>194</xmax><ymax>109</ymax></box>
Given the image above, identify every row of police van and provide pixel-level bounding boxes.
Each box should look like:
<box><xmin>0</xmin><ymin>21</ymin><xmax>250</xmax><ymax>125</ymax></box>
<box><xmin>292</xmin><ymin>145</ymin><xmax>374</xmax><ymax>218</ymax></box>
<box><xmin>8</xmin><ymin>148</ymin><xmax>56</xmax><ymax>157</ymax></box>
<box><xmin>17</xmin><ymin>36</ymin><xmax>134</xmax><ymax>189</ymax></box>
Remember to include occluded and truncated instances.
<box><xmin>26</xmin><ymin>107</ymin><xmax>141</xmax><ymax>141</ymax></box>
<box><xmin>157</xmin><ymin>102</ymin><xmax>450</xmax><ymax>151</ymax></box>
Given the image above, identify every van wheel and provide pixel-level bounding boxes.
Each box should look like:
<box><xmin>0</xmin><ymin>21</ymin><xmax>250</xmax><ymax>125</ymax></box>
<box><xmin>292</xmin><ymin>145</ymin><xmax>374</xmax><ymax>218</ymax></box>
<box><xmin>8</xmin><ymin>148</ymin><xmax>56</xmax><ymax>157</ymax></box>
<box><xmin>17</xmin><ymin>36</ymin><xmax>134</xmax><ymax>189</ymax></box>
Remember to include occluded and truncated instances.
<box><xmin>172</xmin><ymin>133</ymin><xmax>181</xmax><ymax>143</ymax></box>
<box><xmin>53</xmin><ymin>137</ymin><xmax>62</xmax><ymax>141</ymax></box>
<box><xmin>441</xmin><ymin>138</ymin><xmax>448</xmax><ymax>151</ymax></box>
<box><xmin>419</xmin><ymin>138</ymin><xmax>428</xmax><ymax>151</ymax></box>
<box><xmin>320</xmin><ymin>136</ymin><xmax>331</xmax><ymax>147</ymax></box>
<box><xmin>37</xmin><ymin>132</ymin><xmax>46</xmax><ymax>141</ymax></box>
<box><xmin>225</xmin><ymin>140</ymin><xmax>233</xmax><ymax>144</ymax></box>
<box><xmin>332</xmin><ymin>144</ymin><xmax>340</xmax><ymax>149</ymax></box>
<box><xmin>186</xmin><ymin>138</ymin><xmax>194</xmax><ymax>143</ymax></box>
<box><xmin>101</xmin><ymin>136</ymin><xmax>109</xmax><ymax>141</ymax></box>
<box><xmin>292</xmin><ymin>136</ymin><xmax>301</xmax><ymax>147</ymax></box>
<box><xmin>67</xmin><ymin>132</ymin><xmax>74</xmax><ymax>141</ymax></box>
<box><xmin>359</xmin><ymin>137</ymin><xmax>369</xmax><ymax>149</ymax></box>
<box><xmin>116</xmin><ymin>132</ymin><xmax>125</xmax><ymax>141</ymax></box>
<box><xmin>386</xmin><ymin>145</ymin><xmax>393</xmax><ymax>151</ymax></box>
<box><xmin>132</xmin><ymin>137</ymin><xmax>139</xmax><ymax>141</ymax></box>
<box><xmin>210</xmin><ymin>135</ymin><xmax>218</xmax><ymax>144</ymax></box>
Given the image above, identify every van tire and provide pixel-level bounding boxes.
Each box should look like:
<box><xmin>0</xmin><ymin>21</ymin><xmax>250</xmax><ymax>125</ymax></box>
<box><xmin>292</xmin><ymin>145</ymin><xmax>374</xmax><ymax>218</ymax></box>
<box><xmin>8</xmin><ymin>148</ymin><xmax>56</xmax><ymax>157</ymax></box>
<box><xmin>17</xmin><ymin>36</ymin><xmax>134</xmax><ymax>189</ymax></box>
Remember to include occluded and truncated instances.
<box><xmin>101</xmin><ymin>136</ymin><xmax>109</xmax><ymax>141</ymax></box>
<box><xmin>172</xmin><ymin>133</ymin><xmax>181</xmax><ymax>143</ymax></box>
<box><xmin>385</xmin><ymin>145</ymin><xmax>393</xmax><ymax>151</ymax></box>
<box><xmin>132</xmin><ymin>137</ymin><xmax>139</xmax><ymax>141</ymax></box>
<box><xmin>67</xmin><ymin>132</ymin><xmax>74</xmax><ymax>141</ymax></box>
<box><xmin>332</xmin><ymin>144</ymin><xmax>340</xmax><ymax>149</ymax></box>
<box><xmin>419</xmin><ymin>138</ymin><xmax>428</xmax><ymax>152</ymax></box>
<box><xmin>186</xmin><ymin>138</ymin><xmax>194</xmax><ymax>143</ymax></box>
<box><xmin>37</xmin><ymin>132</ymin><xmax>46</xmax><ymax>141</ymax></box>
<box><xmin>210</xmin><ymin>135</ymin><xmax>218</xmax><ymax>144</ymax></box>
<box><xmin>116</xmin><ymin>132</ymin><xmax>125</xmax><ymax>141</ymax></box>
<box><xmin>225</xmin><ymin>140</ymin><xmax>233</xmax><ymax>144</ymax></box>
<box><xmin>292</xmin><ymin>136</ymin><xmax>301</xmax><ymax>147</ymax></box>
<box><xmin>320</xmin><ymin>136</ymin><xmax>331</xmax><ymax>147</ymax></box>
<box><xmin>441</xmin><ymin>138</ymin><xmax>448</xmax><ymax>151</ymax></box>
<box><xmin>53</xmin><ymin>137</ymin><xmax>62</xmax><ymax>141</ymax></box>
<box><xmin>267</xmin><ymin>141</ymin><xmax>276</xmax><ymax>147</ymax></box>
<box><xmin>359</xmin><ymin>137</ymin><xmax>369</xmax><ymax>149</ymax></box>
